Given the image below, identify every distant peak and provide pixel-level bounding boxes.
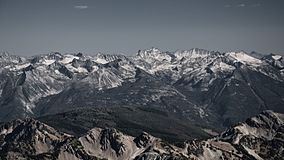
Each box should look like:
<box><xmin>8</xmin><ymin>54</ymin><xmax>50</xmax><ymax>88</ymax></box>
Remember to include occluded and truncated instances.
<box><xmin>147</xmin><ymin>47</ymin><xmax>161</xmax><ymax>53</ymax></box>
<box><xmin>42</xmin><ymin>52</ymin><xmax>64</xmax><ymax>61</ymax></box>
<box><xmin>137</xmin><ymin>47</ymin><xmax>162</xmax><ymax>56</ymax></box>
<box><xmin>0</xmin><ymin>51</ymin><xmax>10</xmax><ymax>57</ymax></box>
<box><xmin>48</xmin><ymin>52</ymin><xmax>62</xmax><ymax>56</ymax></box>
<box><xmin>226</xmin><ymin>51</ymin><xmax>262</xmax><ymax>65</ymax></box>
<box><xmin>191</xmin><ymin>47</ymin><xmax>207</xmax><ymax>52</ymax></box>
<box><xmin>174</xmin><ymin>48</ymin><xmax>213</xmax><ymax>59</ymax></box>
<box><xmin>136</xmin><ymin>48</ymin><xmax>174</xmax><ymax>63</ymax></box>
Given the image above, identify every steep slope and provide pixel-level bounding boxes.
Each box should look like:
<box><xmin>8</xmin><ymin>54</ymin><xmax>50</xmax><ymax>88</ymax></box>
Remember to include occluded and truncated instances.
<box><xmin>34</xmin><ymin>67</ymin><xmax>203</xmax><ymax>124</ymax></box>
<box><xmin>38</xmin><ymin>106</ymin><xmax>211</xmax><ymax>143</ymax></box>
<box><xmin>0</xmin><ymin>118</ymin><xmax>70</xmax><ymax>159</ymax></box>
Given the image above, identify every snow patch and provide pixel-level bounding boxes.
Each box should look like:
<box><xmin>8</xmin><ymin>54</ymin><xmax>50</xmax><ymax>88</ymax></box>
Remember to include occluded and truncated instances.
<box><xmin>77</xmin><ymin>67</ymin><xmax>88</xmax><ymax>73</ymax></box>
<box><xmin>59</xmin><ymin>55</ymin><xmax>79</xmax><ymax>64</ymax></box>
<box><xmin>14</xmin><ymin>63</ymin><xmax>31</xmax><ymax>70</ymax></box>
<box><xmin>95</xmin><ymin>58</ymin><xmax>108</xmax><ymax>64</ymax></box>
<box><xmin>42</xmin><ymin>59</ymin><xmax>55</xmax><ymax>65</ymax></box>
<box><xmin>198</xmin><ymin>108</ymin><xmax>208</xmax><ymax>118</ymax></box>
<box><xmin>272</xmin><ymin>55</ymin><xmax>282</xmax><ymax>60</ymax></box>
<box><xmin>227</xmin><ymin>52</ymin><xmax>262</xmax><ymax>66</ymax></box>
<box><xmin>65</xmin><ymin>64</ymin><xmax>88</xmax><ymax>73</ymax></box>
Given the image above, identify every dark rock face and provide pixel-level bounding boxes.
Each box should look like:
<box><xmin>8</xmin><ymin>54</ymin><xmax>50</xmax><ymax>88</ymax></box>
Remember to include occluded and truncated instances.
<box><xmin>99</xmin><ymin>128</ymin><xmax>126</xmax><ymax>155</ymax></box>
<box><xmin>263</xmin><ymin>53</ymin><xmax>284</xmax><ymax>70</ymax></box>
<box><xmin>134</xmin><ymin>132</ymin><xmax>152</xmax><ymax>148</ymax></box>
<box><xmin>0</xmin><ymin>111</ymin><xmax>283</xmax><ymax>160</ymax></box>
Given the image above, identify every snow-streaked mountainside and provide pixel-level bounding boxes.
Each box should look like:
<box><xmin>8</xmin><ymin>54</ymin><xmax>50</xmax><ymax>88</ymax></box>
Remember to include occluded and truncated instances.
<box><xmin>0</xmin><ymin>111</ymin><xmax>283</xmax><ymax>160</ymax></box>
<box><xmin>0</xmin><ymin>48</ymin><xmax>284</xmax><ymax>135</ymax></box>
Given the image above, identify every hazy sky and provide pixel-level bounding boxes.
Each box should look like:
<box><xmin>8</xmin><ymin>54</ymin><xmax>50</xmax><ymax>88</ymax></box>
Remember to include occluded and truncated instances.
<box><xmin>0</xmin><ymin>0</ymin><xmax>284</xmax><ymax>56</ymax></box>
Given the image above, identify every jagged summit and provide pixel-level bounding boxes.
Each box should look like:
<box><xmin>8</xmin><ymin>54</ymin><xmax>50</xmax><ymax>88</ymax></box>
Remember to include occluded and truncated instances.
<box><xmin>135</xmin><ymin>47</ymin><xmax>173</xmax><ymax>64</ymax></box>
<box><xmin>220</xmin><ymin>110</ymin><xmax>284</xmax><ymax>140</ymax></box>
<box><xmin>0</xmin><ymin>117</ymin><xmax>182</xmax><ymax>160</ymax></box>
<box><xmin>174</xmin><ymin>48</ymin><xmax>215</xmax><ymax>59</ymax></box>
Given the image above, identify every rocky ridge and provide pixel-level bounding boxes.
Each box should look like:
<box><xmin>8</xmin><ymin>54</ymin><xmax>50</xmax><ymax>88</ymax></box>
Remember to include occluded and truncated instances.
<box><xmin>0</xmin><ymin>111</ymin><xmax>283</xmax><ymax>160</ymax></box>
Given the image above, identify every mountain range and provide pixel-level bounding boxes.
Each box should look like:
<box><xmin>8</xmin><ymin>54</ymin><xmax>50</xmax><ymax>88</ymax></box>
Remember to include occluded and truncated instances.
<box><xmin>0</xmin><ymin>48</ymin><xmax>284</xmax><ymax>159</ymax></box>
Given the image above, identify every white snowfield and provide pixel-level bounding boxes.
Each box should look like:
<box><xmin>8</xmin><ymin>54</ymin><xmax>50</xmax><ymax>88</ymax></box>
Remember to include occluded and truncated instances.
<box><xmin>226</xmin><ymin>51</ymin><xmax>262</xmax><ymax>66</ymax></box>
<box><xmin>59</xmin><ymin>54</ymin><xmax>80</xmax><ymax>64</ymax></box>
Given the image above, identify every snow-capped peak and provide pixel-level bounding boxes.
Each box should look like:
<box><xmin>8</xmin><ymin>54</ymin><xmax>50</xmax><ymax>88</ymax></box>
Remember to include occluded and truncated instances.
<box><xmin>226</xmin><ymin>51</ymin><xmax>262</xmax><ymax>66</ymax></box>
<box><xmin>94</xmin><ymin>53</ymin><xmax>127</xmax><ymax>64</ymax></box>
<box><xmin>136</xmin><ymin>47</ymin><xmax>162</xmax><ymax>57</ymax></box>
<box><xmin>59</xmin><ymin>54</ymin><xmax>80</xmax><ymax>64</ymax></box>
<box><xmin>47</xmin><ymin>52</ymin><xmax>63</xmax><ymax>59</ymax></box>
<box><xmin>136</xmin><ymin>47</ymin><xmax>173</xmax><ymax>63</ymax></box>
<box><xmin>272</xmin><ymin>54</ymin><xmax>282</xmax><ymax>60</ymax></box>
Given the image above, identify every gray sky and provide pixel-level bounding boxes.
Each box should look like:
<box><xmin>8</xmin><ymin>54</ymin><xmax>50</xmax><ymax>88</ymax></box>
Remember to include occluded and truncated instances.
<box><xmin>0</xmin><ymin>0</ymin><xmax>284</xmax><ymax>56</ymax></box>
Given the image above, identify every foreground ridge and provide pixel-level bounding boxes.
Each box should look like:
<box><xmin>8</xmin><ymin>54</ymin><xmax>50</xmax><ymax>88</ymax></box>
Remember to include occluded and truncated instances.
<box><xmin>0</xmin><ymin>111</ymin><xmax>283</xmax><ymax>160</ymax></box>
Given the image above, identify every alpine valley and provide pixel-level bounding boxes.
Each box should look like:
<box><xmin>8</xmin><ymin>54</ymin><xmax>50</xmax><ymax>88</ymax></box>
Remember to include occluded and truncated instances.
<box><xmin>0</xmin><ymin>48</ymin><xmax>284</xmax><ymax>160</ymax></box>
